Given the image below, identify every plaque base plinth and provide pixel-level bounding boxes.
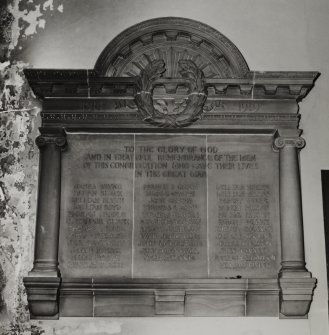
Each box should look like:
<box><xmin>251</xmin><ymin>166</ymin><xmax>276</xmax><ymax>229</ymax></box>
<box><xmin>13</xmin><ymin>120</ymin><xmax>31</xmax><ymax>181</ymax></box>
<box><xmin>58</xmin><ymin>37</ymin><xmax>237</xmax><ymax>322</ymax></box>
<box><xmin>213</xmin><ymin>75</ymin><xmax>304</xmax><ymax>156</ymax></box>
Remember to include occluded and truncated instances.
<box><xmin>23</xmin><ymin>276</ymin><xmax>317</xmax><ymax>318</ymax></box>
<box><xmin>279</xmin><ymin>271</ymin><xmax>317</xmax><ymax>319</ymax></box>
<box><xmin>57</xmin><ymin>278</ymin><xmax>282</xmax><ymax>317</ymax></box>
<box><xmin>23</xmin><ymin>276</ymin><xmax>61</xmax><ymax>320</ymax></box>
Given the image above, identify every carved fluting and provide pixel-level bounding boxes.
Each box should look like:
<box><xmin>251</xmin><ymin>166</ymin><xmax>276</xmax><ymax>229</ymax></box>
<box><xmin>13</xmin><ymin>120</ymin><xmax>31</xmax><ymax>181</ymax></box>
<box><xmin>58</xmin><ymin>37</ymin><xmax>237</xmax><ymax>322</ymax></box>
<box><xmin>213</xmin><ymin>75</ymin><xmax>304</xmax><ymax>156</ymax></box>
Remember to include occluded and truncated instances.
<box><xmin>36</xmin><ymin>135</ymin><xmax>67</xmax><ymax>149</ymax></box>
<box><xmin>273</xmin><ymin>137</ymin><xmax>306</xmax><ymax>150</ymax></box>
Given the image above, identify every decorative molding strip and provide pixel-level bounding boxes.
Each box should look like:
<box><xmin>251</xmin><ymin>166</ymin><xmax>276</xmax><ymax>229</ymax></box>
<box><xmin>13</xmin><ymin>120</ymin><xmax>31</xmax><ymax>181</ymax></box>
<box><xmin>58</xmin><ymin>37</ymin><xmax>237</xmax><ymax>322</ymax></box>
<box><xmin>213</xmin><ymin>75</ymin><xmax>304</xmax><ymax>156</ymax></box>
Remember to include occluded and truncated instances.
<box><xmin>39</xmin><ymin>112</ymin><xmax>299</xmax><ymax>128</ymax></box>
<box><xmin>24</xmin><ymin>69</ymin><xmax>88</xmax><ymax>81</ymax></box>
<box><xmin>203</xmin><ymin>113</ymin><xmax>298</xmax><ymax>121</ymax></box>
<box><xmin>24</xmin><ymin>69</ymin><xmax>319</xmax><ymax>102</ymax></box>
<box><xmin>41</xmin><ymin>112</ymin><xmax>139</xmax><ymax>121</ymax></box>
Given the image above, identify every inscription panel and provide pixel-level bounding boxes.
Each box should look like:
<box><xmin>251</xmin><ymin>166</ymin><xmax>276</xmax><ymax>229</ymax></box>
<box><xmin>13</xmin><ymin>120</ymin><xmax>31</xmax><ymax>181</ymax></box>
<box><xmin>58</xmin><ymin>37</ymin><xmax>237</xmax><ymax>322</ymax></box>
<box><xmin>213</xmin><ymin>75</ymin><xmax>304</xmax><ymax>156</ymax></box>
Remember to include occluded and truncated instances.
<box><xmin>59</xmin><ymin>133</ymin><xmax>280</xmax><ymax>279</ymax></box>
<box><xmin>59</xmin><ymin>134</ymin><xmax>134</xmax><ymax>277</ymax></box>
<box><xmin>207</xmin><ymin>135</ymin><xmax>280</xmax><ymax>277</ymax></box>
<box><xmin>134</xmin><ymin>135</ymin><xmax>208</xmax><ymax>278</ymax></box>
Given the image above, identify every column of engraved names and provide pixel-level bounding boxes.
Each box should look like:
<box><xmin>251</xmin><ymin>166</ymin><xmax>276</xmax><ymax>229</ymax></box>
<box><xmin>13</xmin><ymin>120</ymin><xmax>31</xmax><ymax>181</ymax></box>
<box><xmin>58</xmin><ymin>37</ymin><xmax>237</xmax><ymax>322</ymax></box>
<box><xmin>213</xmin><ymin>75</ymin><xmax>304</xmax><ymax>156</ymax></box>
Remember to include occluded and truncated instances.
<box><xmin>138</xmin><ymin>184</ymin><xmax>201</xmax><ymax>262</ymax></box>
<box><xmin>67</xmin><ymin>182</ymin><xmax>130</xmax><ymax>269</ymax></box>
<box><xmin>215</xmin><ymin>184</ymin><xmax>275</xmax><ymax>271</ymax></box>
<box><xmin>133</xmin><ymin>135</ymin><xmax>207</xmax><ymax>278</ymax></box>
<box><xmin>60</xmin><ymin>135</ymin><xmax>134</xmax><ymax>277</ymax></box>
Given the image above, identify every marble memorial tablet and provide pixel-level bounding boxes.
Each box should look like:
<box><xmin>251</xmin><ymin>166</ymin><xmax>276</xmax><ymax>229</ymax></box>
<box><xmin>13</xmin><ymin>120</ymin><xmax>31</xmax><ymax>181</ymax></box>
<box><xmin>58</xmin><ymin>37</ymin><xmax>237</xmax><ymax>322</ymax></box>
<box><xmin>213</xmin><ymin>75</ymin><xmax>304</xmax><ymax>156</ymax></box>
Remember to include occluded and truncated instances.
<box><xmin>23</xmin><ymin>17</ymin><xmax>319</xmax><ymax>320</ymax></box>
<box><xmin>59</xmin><ymin>133</ymin><xmax>280</xmax><ymax>278</ymax></box>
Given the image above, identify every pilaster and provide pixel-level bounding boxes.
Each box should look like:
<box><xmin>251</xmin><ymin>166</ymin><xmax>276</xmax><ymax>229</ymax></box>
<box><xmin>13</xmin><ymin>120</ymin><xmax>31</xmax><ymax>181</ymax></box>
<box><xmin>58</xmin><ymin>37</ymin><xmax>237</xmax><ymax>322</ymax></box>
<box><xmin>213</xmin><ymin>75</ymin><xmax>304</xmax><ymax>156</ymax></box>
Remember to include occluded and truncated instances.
<box><xmin>24</xmin><ymin>127</ymin><xmax>66</xmax><ymax>319</ymax></box>
<box><xmin>273</xmin><ymin>129</ymin><xmax>317</xmax><ymax>318</ymax></box>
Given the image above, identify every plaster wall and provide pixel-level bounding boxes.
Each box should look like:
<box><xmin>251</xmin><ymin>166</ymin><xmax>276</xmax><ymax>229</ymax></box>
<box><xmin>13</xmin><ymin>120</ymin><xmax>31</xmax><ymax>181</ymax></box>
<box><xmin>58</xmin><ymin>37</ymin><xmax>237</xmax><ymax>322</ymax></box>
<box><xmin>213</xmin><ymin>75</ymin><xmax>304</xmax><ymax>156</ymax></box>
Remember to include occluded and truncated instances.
<box><xmin>0</xmin><ymin>0</ymin><xmax>328</xmax><ymax>334</ymax></box>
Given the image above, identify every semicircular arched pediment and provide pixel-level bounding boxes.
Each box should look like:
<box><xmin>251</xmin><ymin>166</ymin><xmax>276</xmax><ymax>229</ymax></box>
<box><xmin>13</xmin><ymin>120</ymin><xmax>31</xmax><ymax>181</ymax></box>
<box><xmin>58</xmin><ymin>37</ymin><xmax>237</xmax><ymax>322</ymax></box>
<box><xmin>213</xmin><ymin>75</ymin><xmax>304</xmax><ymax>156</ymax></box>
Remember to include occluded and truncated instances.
<box><xmin>94</xmin><ymin>17</ymin><xmax>249</xmax><ymax>79</ymax></box>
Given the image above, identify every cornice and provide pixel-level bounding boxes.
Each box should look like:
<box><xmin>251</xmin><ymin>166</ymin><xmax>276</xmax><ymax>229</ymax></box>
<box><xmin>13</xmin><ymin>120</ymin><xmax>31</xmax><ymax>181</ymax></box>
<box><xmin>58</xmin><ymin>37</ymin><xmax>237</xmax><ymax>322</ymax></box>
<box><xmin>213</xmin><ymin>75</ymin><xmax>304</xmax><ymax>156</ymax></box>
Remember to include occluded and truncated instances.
<box><xmin>24</xmin><ymin>69</ymin><xmax>319</xmax><ymax>102</ymax></box>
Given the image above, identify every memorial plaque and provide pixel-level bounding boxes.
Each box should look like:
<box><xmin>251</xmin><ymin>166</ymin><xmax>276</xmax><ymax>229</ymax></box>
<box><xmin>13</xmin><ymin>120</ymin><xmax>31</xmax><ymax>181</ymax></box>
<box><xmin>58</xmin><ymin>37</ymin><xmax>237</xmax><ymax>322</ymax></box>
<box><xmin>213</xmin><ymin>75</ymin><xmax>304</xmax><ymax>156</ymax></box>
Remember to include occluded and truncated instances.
<box><xmin>207</xmin><ymin>135</ymin><xmax>281</xmax><ymax>278</ymax></box>
<box><xmin>23</xmin><ymin>17</ymin><xmax>319</xmax><ymax>319</ymax></box>
<box><xmin>59</xmin><ymin>134</ymin><xmax>134</xmax><ymax>277</ymax></box>
<box><xmin>134</xmin><ymin>135</ymin><xmax>208</xmax><ymax>278</ymax></box>
<box><xmin>59</xmin><ymin>133</ymin><xmax>280</xmax><ymax>279</ymax></box>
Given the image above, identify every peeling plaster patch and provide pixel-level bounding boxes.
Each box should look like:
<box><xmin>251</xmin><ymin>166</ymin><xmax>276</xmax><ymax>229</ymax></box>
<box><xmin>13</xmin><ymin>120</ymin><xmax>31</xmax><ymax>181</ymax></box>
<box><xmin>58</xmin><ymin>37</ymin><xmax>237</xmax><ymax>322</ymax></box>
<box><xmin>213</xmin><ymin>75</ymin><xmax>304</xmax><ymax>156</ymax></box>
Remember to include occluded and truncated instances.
<box><xmin>0</xmin><ymin>0</ymin><xmax>46</xmax><ymax>331</ymax></box>
<box><xmin>1</xmin><ymin>1</ymin><xmax>64</xmax><ymax>109</ymax></box>
<box><xmin>43</xmin><ymin>0</ymin><xmax>54</xmax><ymax>11</ymax></box>
<box><xmin>0</xmin><ymin>6</ymin><xmax>14</xmax><ymax>61</ymax></box>
<box><xmin>21</xmin><ymin>4</ymin><xmax>44</xmax><ymax>36</ymax></box>
<box><xmin>0</xmin><ymin>107</ymin><xmax>40</xmax><ymax>324</ymax></box>
<box><xmin>0</xmin><ymin>61</ymin><xmax>10</xmax><ymax>72</ymax></box>
<box><xmin>2</xmin><ymin>63</ymin><xmax>25</xmax><ymax>86</ymax></box>
<box><xmin>38</xmin><ymin>19</ymin><xmax>46</xmax><ymax>29</ymax></box>
<box><xmin>14</xmin><ymin>181</ymin><xmax>25</xmax><ymax>192</ymax></box>
<box><xmin>8</xmin><ymin>0</ymin><xmax>64</xmax><ymax>52</ymax></box>
<box><xmin>0</xmin><ymin>60</ymin><xmax>32</xmax><ymax>110</ymax></box>
<box><xmin>0</xmin><ymin>185</ymin><xmax>5</xmax><ymax>201</ymax></box>
<box><xmin>1</xmin><ymin>154</ymin><xmax>16</xmax><ymax>176</ymax></box>
<box><xmin>0</xmin><ymin>322</ymin><xmax>46</xmax><ymax>335</ymax></box>
<box><xmin>57</xmin><ymin>4</ymin><xmax>63</xmax><ymax>13</ymax></box>
<box><xmin>0</xmin><ymin>183</ymin><xmax>9</xmax><ymax>218</ymax></box>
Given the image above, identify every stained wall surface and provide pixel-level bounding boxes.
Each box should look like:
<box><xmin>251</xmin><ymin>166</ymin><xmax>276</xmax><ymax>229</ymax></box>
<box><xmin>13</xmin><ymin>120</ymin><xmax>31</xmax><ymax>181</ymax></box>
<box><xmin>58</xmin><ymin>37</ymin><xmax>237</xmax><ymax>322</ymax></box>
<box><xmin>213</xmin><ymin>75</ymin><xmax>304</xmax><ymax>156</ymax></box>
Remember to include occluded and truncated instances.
<box><xmin>0</xmin><ymin>0</ymin><xmax>328</xmax><ymax>334</ymax></box>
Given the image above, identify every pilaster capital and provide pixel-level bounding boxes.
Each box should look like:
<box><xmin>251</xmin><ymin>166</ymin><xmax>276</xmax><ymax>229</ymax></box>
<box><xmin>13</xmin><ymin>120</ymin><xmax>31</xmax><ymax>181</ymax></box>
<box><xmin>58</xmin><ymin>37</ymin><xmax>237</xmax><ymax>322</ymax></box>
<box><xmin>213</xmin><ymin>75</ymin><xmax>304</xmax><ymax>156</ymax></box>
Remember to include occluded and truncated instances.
<box><xmin>36</xmin><ymin>128</ymin><xmax>67</xmax><ymax>149</ymax></box>
<box><xmin>273</xmin><ymin>136</ymin><xmax>306</xmax><ymax>151</ymax></box>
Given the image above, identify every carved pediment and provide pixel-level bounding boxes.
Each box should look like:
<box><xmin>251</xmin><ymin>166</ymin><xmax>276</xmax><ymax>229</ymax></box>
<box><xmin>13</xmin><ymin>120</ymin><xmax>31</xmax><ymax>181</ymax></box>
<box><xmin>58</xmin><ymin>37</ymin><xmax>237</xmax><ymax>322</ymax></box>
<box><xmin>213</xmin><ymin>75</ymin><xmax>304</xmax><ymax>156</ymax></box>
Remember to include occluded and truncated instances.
<box><xmin>23</xmin><ymin>17</ymin><xmax>319</xmax><ymax>130</ymax></box>
<box><xmin>94</xmin><ymin>17</ymin><xmax>250</xmax><ymax>79</ymax></box>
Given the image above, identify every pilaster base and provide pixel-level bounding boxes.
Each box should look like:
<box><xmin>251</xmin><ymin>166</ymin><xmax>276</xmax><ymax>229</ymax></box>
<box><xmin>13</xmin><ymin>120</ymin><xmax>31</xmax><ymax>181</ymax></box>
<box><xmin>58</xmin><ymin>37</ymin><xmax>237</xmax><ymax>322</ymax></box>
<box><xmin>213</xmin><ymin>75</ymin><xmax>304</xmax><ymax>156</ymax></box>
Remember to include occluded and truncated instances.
<box><xmin>23</xmin><ymin>276</ymin><xmax>61</xmax><ymax>319</ymax></box>
<box><xmin>279</xmin><ymin>272</ymin><xmax>317</xmax><ymax>319</ymax></box>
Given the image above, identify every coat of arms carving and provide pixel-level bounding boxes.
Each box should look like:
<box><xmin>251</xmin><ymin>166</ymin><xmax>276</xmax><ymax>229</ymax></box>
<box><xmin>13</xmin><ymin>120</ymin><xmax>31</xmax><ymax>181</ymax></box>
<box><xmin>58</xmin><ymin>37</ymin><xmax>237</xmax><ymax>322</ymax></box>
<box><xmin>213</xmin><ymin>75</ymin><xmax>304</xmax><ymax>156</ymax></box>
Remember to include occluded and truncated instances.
<box><xmin>135</xmin><ymin>59</ymin><xmax>207</xmax><ymax>128</ymax></box>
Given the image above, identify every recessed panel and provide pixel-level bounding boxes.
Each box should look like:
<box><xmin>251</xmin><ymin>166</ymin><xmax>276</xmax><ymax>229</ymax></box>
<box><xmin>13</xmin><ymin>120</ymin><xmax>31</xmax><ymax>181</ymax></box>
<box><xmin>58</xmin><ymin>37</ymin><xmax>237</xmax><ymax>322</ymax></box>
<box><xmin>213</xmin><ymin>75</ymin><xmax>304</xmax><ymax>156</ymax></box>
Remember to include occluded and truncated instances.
<box><xmin>207</xmin><ymin>135</ymin><xmax>281</xmax><ymax>278</ymax></box>
<box><xmin>133</xmin><ymin>135</ymin><xmax>208</xmax><ymax>278</ymax></box>
<box><xmin>59</xmin><ymin>133</ymin><xmax>280</xmax><ymax>280</ymax></box>
<box><xmin>59</xmin><ymin>134</ymin><xmax>134</xmax><ymax>277</ymax></box>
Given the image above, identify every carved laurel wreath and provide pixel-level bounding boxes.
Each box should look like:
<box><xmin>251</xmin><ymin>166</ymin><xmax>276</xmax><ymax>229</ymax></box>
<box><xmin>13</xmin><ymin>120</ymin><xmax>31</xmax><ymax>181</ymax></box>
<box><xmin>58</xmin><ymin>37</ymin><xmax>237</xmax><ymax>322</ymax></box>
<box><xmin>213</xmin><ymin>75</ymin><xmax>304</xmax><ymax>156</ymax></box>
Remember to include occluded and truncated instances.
<box><xmin>135</xmin><ymin>59</ymin><xmax>207</xmax><ymax>128</ymax></box>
